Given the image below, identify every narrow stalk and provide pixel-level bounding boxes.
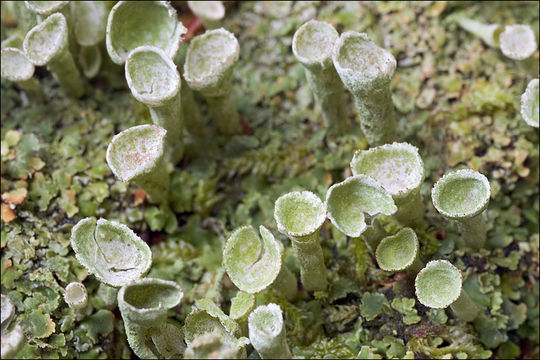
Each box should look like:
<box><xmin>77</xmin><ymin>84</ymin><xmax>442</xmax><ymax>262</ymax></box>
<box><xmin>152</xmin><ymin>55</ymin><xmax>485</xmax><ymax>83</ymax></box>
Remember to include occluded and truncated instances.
<box><xmin>450</xmin><ymin>290</ymin><xmax>479</xmax><ymax>322</ymax></box>
<box><xmin>181</xmin><ymin>74</ymin><xmax>207</xmax><ymax>136</ymax></box>
<box><xmin>458</xmin><ymin>213</ymin><xmax>487</xmax><ymax>249</ymax></box>
<box><xmin>133</xmin><ymin>159</ymin><xmax>170</xmax><ymax>204</ymax></box>
<box><xmin>271</xmin><ymin>265</ymin><xmax>297</xmax><ymax>301</ymax></box>
<box><xmin>352</xmin><ymin>88</ymin><xmax>395</xmax><ymax>145</ymax></box>
<box><xmin>206</xmin><ymin>94</ymin><xmax>241</xmax><ymax>135</ymax></box>
<box><xmin>455</xmin><ymin>17</ymin><xmax>502</xmax><ymax>47</ymax></box>
<box><xmin>290</xmin><ymin>234</ymin><xmax>328</xmax><ymax>292</ymax></box>
<box><xmin>394</xmin><ymin>190</ymin><xmax>424</xmax><ymax>226</ymax></box>
<box><xmin>47</xmin><ymin>43</ymin><xmax>85</xmax><ymax>97</ymax></box>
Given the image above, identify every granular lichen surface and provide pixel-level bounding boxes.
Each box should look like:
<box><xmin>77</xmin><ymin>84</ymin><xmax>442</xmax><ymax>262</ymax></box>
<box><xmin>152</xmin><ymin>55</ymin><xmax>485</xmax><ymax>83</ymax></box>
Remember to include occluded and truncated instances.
<box><xmin>1</xmin><ymin>1</ymin><xmax>539</xmax><ymax>359</ymax></box>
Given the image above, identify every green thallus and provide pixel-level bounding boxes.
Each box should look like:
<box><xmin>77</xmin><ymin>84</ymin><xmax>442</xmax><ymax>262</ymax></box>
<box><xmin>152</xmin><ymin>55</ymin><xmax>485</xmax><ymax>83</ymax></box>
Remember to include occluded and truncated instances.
<box><xmin>63</xmin><ymin>282</ymin><xmax>88</xmax><ymax>310</ymax></box>
<box><xmin>521</xmin><ymin>78</ymin><xmax>539</xmax><ymax>128</ymax></box>
<box><xmin>415</xmin><ymin>260</ymin><xmax>479</xmax><ymax>321</ymax></box>
<box><xmin>376</xmin><ymin>227</ymin><xmax>423</xmax><ymax>274</ymax></box>
<box><xmin>106</xmin><ymin>124</ymin><xmax>169</xmax><ymax>204</ymax></box>
<box><xmin>350</xmin><ymin>142</ymin><xmax>425</xmax><ymax>226</ymax></box>
<box><xmin>126</xmin><ymin>46</ymin><xmax>184</xmax><ymax>164</ymax></box>
<box><xmin>70</xmin><ymin>217</ymin><xmax>152</xmax><ymax>287</ymax></box>
<box><xmin>248</xmin><ymin>303</ymin><xmax>292</xmax><ymax>359</ymax></box>
<box><xmin>332</xmin><ymin>31</ymin><xmax>397</xmax><ymax>145</ymax></box>
<box><xmin>456</xmin><ymin>17</ymin><xmax>537</xmax><ymax>60</ymax></box>
<box><xmin>106</xmin><ymin>0</ymin><xmax>186</xmax><ymax>65</ymax></box>
<box><xmin>229</xmin><ymin>291</ymin><xmax>255</xmax><ymax>336</ymax></box>
<box><xmin>223</xmin><ymin>225</ymin><xmax>297</xmax><ymax>300</ymax></box>
<box><xmin>187</xmin><ymin>1</ymin><xmax>225</xmax><ymax>30</ymax></box>
<box><xmin>23</xmin><ymin>12</ymin><xmax>85</xmax><ymax>98</ymax></box>
<box><xmin>117</xmin><ymin>278</ymin><xmax>184</xmax><ymax>359</ymax></box>
<box><xmin>184</xmin><ymin>28</ymin><xmax>242</xmax><ymax>135</ymax></box>
<box><xmin>274</xmin><ymin>191</ymin><xmax>328</xmax><ymax>291</ymax></box>
<box><xmin>292</xmin><ymin>20</ymin><xmax>349</xmax><ymax>136</ymax></box>
<box><xmin>71</xmin><ymin>1</ymin><xmax>108</xmax><ymax>78</ymax></box>
<box><xmin>325</xmin><ymin>174</ymin><xmax>397</xmax><ymax>249</ymax></box>
<box><xmin>1</xmin><ymin>47</ymin><xmax>44</xmax><ymax>102</ymax></box>
<box><xmin>432</xmin><ymin>169</ymin><xmax>491</xmax><ymax>249</ymax></box>
<box><xmin>1</xmin><ymin>295</ymin><xmax>25</xmax><ymax>359</ymax></box>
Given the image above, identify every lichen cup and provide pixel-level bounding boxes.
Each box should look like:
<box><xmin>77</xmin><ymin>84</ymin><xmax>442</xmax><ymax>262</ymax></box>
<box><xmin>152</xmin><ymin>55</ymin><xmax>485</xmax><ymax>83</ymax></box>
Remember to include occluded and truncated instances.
<box><xmin>1</xmin><ymin>294</ymin><xmax>15</xmax><ymax>334</ymax></box>
<box><xmin>376</xmin><ymin>227</ymin><xmax>423</xmax><ymax>274</ymax></box>
<box><xmin>106</xmin><ymin>1</ymin><xmax>187</xmax><ymax>65</ymax></box>
<box><xmin>274</xmin><ymin>191</ymin><xmax>328</xmax><ymax>292</ymax></box>
<box><xmin>1</xmin><ymin>47</ymin><xmax>44</xmax><ymax>102</ymax></box>
<box><xmin>521</xmin><ymin>78</ymin><xmax>539</xmax><ymax>128</ymax></box>
<box><xmin>23</xmin><ymin>13</ymin><xmax>85</xmax><ymax>98</ymax></box>
<box><xmin>248</xmin><ymin>303</ymin><xmax>292</xmax><ymax>359</ymax></box>
<box><xmin>455</xmin><ymin>17</ymin><xmax>503</xmax><ymax>48</ymax></box>
<box><xmin>229</xmin><ymin>291</ymin><xmax>255</xmax><ymax>336</ymax></box>
<box><xmin>1</xmin><ymin>324</ymin><xmax>25</xmax><ymax>359</ymax></box>
<box><xmin>223</xmin><ymin>225</ymin><xmax>296</xmax><ymax>299</ymax></box>
<box><xmin>292</xmin><ymin>20</ymin><xmax>349</xmax><ymax>136</ymax></box>
<box><xmin>106</xmin><ymin>124</ymin><xmax>169</xmax><ymax>204</ymax></box>
<box><xmin>125</xmin><ymin>46</ymin><xmax>184</xmax><ymax>164</ymax></box>
<box><xmin>350</xmin><ymin>142</ymin><xmax>425</xmax><ymax>226</ymax></box>
<box><xmin>325</xmin><ymin>174</ymin><xmax>397</xmax><ymax>246</ymax></box>
<box><xmin>499</xmin><ymin>24</ymin><xmax>537</xmax><ymax>60</ymax></box>
<box><xmin>70</xmin><ymin>217</ymin><xmax>152</xmax><ymax>287</ymax></box>
<box><xmin>432</xmin><ymin>169</ymin><xmax>491</xmax><ymax>249</ymax></box>
<box><xmin>415</xmin><ymin>260</ymin><xmax>479</xmax><ymax>322</ymax></box>
<box><xmin>188</xmin><ymin>1</ymin><xmax>225</xmax><ymax>30</ymax></box>
<box><xmin>332</xmin><ymin>31</ymin><xmax>397</xmax><ymax>145</ymax></box>
<box><xmin>184</xmin><ymin>28</ymin><xmax>242</xmax><ymax>135</ymax></box>
<box><xmin>24</xmin><ymin>1</ymin><xmax>68</xmax><ymax>17</ymax></box>
<box><xmin>64</xmin><ymin>282</ymin><xmax>88</xmax><ymax>310</ymax></box>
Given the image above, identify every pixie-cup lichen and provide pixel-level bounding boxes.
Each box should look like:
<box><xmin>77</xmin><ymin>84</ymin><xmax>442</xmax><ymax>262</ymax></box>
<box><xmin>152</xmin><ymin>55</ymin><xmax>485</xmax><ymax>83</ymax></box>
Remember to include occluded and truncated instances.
<box><xmin>70</xmin><ymin>217</ymin><xmax>152</xmax><ymax>287</ymax></box>
<box><xmin>184</xmin><ymin>28</ymin><xmax>242</xmax><ymax>135</ymax></box>
<box><xmin>117</xmin><ymin>278</ymin><xmax>184</xmax><ymax>358</ymax></box>
<box><xmin>325</xmin><ymin>174</ymin><xmax>397</xmax><ymax>240</ymax></box>
<box><xmin>1</xmin><ymin>294</ymin><xmax>15</xmax><ymax>334</ymax></box>
<box><xmin>1</xmin><ymin>47</ymin><xmax>44</xmax><ymax>102</ymax></box>
<box><xmin>125</xmin><ymin>46</ymin><xmax>184</xmax><ymax>164</ymax></box>
<box><xmin>248</xmin><ymin>303</ymin><xmax>292</xmax><ymax>359</ymax></box>
<box><xmin>106</xmin><ymin>124</ymin><xmax>169</xmax><ymax>204</ymax></box>
<box><xmin>274</xmin><ymin>191</ymin><xmax>328</xmax><ymax>292</ymax></box>
<box><xmin>187</xmin><ymin>1</ymin><xmax>225</xmax><ymax>30</ymax></box>
<box><xmin>350</xmin><ymin>142</ymin><xmax>425</xmax><ymax>226</ymax></box>
<box><xmin>521</xmin><ymin>78</ymin><xmax>539</xmax><ymax>128</ymax></box>
<box><xmin>499</xmin><ymin>24</ymin><xmax>538</xmax><ymax>61</ymax></box>
<box><xmin>1</xmin><ymin>295</ymin><xmax>25</xmax><ymax>359</ymax></box>
<box><xmin>63</xmin><ymin>282</ymin><xmax>88</xmax><ymax>310</ymax></box>
<box><xmin>223</xmin><ymin>225</ymin><xmax>297</xmax><ymax>299</ymax></box>
<box><xmin>229</xmin><ymin>291</ymin><xmax>255</xmax><ymax>336</ymax></box>
<box><xmin>376</xmin><ymin>227</ymin><xmax>423</xmax><ymax>274</ymax></box>
<box><xmin>292</xmin><ymin>20</ymin><xmax>349</xmax><ymax>136</ymax></box>
<box><xmin>332</xmin><ymin>31</ymin><xmax>397</xmax><ymax>146</ymax></box>
<box><xmin>106</xmin><ymin>0</ymin><xmax>187</xmax><ymax>65</ymax></box>
<box><xmin>455</xmin><ymin>17</ymin><xmax>503</xmax><ymax>48</ymax></box>
<box><xmin>23</xmin><ymin>12</ymin><xmax>85</xmax><ymax>98</ymax></box>
<box><xmin>24</xmin><ymin>1</ymin><xmax>68</xmax><ymax>20</ymax></box>
<box><xmin>415</xmin><ymin>260</ymin><xmax>479</xmax><ymax>322</ymax></box>
<box><xmin>432</xmin><ymin>169</ymin><xmax>491</xmax><ymax>249</ymax></box>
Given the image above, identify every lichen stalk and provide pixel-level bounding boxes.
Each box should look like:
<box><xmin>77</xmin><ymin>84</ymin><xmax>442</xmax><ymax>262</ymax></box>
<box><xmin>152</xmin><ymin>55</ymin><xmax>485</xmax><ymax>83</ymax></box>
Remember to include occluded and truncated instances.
<box><xmin>458</xmin><ymin>213</ymin><xmax>488</xmax><ymax>249</ymax></box>
<box><xmin>248</xmin><ymin>303</ymin><xmax>292</xmax><ymax>359</ymax></box>
<box><xmin>455</xmin><ymin>17</ymin><xmax>502</xmax><ymax>48</ymax></box>
<box><xmin>450</xmin><ymin>290</ymin><xmax>479</xmax><ymax>322</ymax></box>
<box><xmin>394</xmin><ymin>190</ymin><xmax>424</xmax><ymax>226</ymax></box>
<box><xmin>271</xmin><ymin>265</ymin><xmax>297</xmax><ymax>301</ymax></box>
<box><xmin>289</xmin><ymin>233</ymin><xmax>328</xmax><ymax>292</ymax></box>
<box><xmin>292</xmin><ymin>20</ymin><xmax>349</xmax><ymax>136</ymax></box>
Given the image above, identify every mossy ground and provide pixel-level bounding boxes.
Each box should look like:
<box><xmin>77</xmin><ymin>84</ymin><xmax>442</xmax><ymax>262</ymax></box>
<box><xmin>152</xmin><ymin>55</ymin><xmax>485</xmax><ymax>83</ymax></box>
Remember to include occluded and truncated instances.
<box><xmin>1</xmin><ymin>1</ymin><xmax>539</xmax><ymax>359</ymax></box>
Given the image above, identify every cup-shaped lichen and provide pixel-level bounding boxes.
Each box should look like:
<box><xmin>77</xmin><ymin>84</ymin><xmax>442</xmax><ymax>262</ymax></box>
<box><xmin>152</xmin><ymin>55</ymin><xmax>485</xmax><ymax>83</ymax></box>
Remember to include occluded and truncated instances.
<box><xmin>71</xmin><ymin>1</ymin><xmax>108</xmax><ymax>47</ymax></box>
<box><xmin>332</xmin><ymin>31</ymin><xmax>397</xmax><ymax>146</ymax></box>
<box><xmin>376</xmin><ymin>227</ymin><xmax>422</xmax><ymax>273</ymax></box>
<box><xmin>325</xmin><ymin>174</ymin><xmax>397</xmax><ymax>240</ymax></box>
<box><xmin>70</xmin><ymin>217</ymin><xmax>152</xmax><ymax>287</ymax></box>
<box><xmin>229</xmin><ymin>291</ymin><xmax>255</xmax><ymax>336</ymax></box>
<box><xmin>248</xmin><ymin>303</ymin><xmax>292</xmax><ymax>359</ymax></box>
<box><xmin>1</xmin><ymin>294</ymin><xmax>15</xmax><ymax>334</ymax></box>
<box><xmin>455</xmin><ymin>17</ymin><xmax>503</xmax><ymax>48</ymax></box>
<box><xmin>350</xmin><ymin>142</ymin><xmax>425</xmax><ymax>226</ymax></box>
<box><xmin>126</xmin><ymin>46</ymin><xmax>184</xmax><ymax>164</ymax></box>
<box><xmin>185</xmin><ymin>328</ymin><xmax>244</xmax><ymax>359</ymax></box>
<box><xmin>78</xmin><ymin>45</ymin><xmax>102</xmax><ymax>79</ymax></box>
<box><xmin>106</xmin><ymin>124</ymin><xmax>169</xmax><ymax>204</ymax></box>
<box><xmin>499</xmin><ymin>24</ymin><xmax>538</xmax><ymax>60</ymax></box>
<box><xmin>521</xmin><ymin>78</ymin><xmax>539</xmax><ymax>128</ymax></box>
<box><xmin>415</xmin><ymin>260</ymin><xmax>479</xmax><ymax>321</ymax></box>
<box><xmin>274</xmin><ymin>191</ymin><xmax>328</xmax><ymax>291</ymax></box>
<box><xmin>118</xmin><ymin>278</ymin><xmax>183</xmax><ymax>327</ymax></box>
<box><xmin>23</xmin><ymin>13</ymin><xmax>85</xmax><ymax>98</ymax></box>
<box><xmin>24</xmin><ymin>1</ymin><xmax>68</xmax><ymax>17</ymax></box>
<box><xmin>188</xmin><ymin>1</ymin><xmax>225</xmax><ymax>30</ymax></box>
<box><xmin>1</xmin><ymin>34</ymin><xmax>24</xmax><ymax>50</ymax></box>
<box><xmin>64</xmin><ymin>282</ymin><xmax>88</xmax><ymax>310</ymax></box>
<box><xmin>184</xmin><ymin>28</ymin><xmax>242</xmax><ymax>135</ymax></box>
<box><xmin>118</xmin><ymin>278</ymin><xmax>184</xmax><ymax>358</ymax></box>
<box><xmin>292</xmin><ymin>20</ymin><xmax>349</xmax><ymax>136</ymax></box>
<box><xmin>106</xmin><ymin>1</ymin><xmax>186</xmax><ymax>65</ymax></box>
<box><xmin>224</xmin><ymin>225</ymin><xmax>296</xmax><ymax>298</ymax></box>
<box><xmin>432</xmin><ymin>169</ymin><xmax>491</xmax><ymax>249</ymax></box>
<box><xmin>1</xmin><ymin>47</ymin><xmax>44</xmax><ymax>102</ymax></box>
<box><xmin>1</xmin><ymin>324</ymin><xmax>25</xmax><ymax>359</ymax></box>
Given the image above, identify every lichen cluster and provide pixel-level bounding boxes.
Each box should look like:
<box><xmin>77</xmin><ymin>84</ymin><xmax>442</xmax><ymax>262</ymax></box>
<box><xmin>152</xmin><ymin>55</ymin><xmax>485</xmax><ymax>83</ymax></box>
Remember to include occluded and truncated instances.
<box><xmin>1</xmin><ymin>1</ymin><xmax>539</xmax><ymax>359</ymax></box>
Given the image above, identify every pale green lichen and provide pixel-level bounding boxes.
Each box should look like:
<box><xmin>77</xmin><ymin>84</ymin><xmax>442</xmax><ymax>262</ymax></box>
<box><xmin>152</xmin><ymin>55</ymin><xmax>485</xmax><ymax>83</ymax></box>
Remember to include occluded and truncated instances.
<box><xmin>376</xmin><ymin>227</ymin><xmax>422</xmax><ymax>273</ymax></box>
<box><xmin>432</xmin><ymin>169</ymin><xmax>491</xmax><ymax>249</ymax></box>
<box><xmin>292</xmin><ymin>20</ymin><xmax>349</xmax><ymax>136</ymax></box>
<box><xmin>63</xmin><ymin>282</ymin><xmax>87</xmax><ymax>310</ymax></box>
<box><xmin>187</xmin><ymin>1</ymin><xmax>225</xmax><ymax>30</ymax></box>
<box><xmin>0</xmin><ymin>47</ymin><xmax>43</xmax><ymax>102</ymax></box>
<box><xmin>455</xmin><ymin>17</ymin><xmax>503</xmax><ymax>48</ymax></box>
<box><xmin>248</xmin><ymin>303</ymin><xmax>292</xmax><ymax>359</ymax></box>
<box><xmin>499</xmin><ymin>24</ymin><xmax>538</xmax><ymax>60</ymax></box>
<box><xmin>521</xmin><ymin>78</ymin><xmax>539</xmax><ymax>128</ymax></box>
